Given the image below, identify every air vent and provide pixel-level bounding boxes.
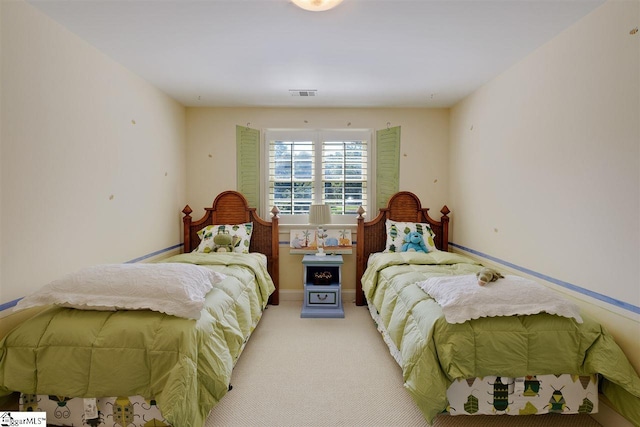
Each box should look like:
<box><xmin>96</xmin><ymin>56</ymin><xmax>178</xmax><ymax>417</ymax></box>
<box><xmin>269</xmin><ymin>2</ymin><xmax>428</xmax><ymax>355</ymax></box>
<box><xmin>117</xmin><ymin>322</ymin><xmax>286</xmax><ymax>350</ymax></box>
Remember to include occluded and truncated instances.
<box><xmin>289</xmin><ymin>89</ymin><xmax>317</xmax><ymax>97</ymax></box>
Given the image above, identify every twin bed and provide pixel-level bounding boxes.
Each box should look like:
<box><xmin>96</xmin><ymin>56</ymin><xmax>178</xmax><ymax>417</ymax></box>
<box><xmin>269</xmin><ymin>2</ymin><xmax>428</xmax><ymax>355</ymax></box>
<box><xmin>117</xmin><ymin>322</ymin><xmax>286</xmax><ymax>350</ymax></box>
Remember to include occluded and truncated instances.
<box><xmin>356</xmin><ymin>191</ymin><xmax>640</xmax><ymax>425</ymax></box>
<box><xmin>0</xmin><ymin>191</ymin><xmax>279</xmax><ymax>427</ymax></box>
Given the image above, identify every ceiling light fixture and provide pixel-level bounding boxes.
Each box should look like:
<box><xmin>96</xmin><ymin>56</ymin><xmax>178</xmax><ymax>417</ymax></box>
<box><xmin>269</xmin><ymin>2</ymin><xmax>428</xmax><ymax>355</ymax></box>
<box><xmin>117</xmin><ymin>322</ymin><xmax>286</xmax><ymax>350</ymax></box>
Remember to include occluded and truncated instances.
<box><xmin>291</xmin><ymin>0</ymin><xmax>343</xmax><ymax>12</ymax></box>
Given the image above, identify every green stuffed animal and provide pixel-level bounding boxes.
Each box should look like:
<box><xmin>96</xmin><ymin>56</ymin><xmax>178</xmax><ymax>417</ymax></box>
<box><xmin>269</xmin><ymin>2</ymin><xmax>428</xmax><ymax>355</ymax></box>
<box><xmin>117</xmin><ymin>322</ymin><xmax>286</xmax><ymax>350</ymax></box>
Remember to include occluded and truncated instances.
<box><xmin>476</xmin><ymin>267</ymin><xmax>504</xmax><ymax>286</ymax></box>
<box><xmin>213</xmin><ymin>231</ymin><xmax>237</xmax><ymax>253</ymax></box>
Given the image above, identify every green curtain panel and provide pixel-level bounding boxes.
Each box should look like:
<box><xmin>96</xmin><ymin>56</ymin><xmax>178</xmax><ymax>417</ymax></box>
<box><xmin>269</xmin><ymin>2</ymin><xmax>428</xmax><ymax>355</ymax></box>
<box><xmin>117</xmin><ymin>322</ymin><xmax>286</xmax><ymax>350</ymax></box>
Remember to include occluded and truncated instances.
<box><xmin>376</xmin><ymin>126</ymin><xmax>400</xmax><ymax>209</ymax></box>
<box><xmin>236</xmin><ymin>125</ymin><xmax>260</xmax><ymax>208</ymax></box>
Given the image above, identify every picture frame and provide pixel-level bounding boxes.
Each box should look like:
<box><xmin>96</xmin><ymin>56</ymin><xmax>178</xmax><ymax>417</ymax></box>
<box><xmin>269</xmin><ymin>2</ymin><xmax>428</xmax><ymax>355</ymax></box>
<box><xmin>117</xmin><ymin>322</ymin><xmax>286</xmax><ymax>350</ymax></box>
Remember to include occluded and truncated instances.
<box><xmin>289</xmin><ymin>228</ymin><xmax>352</xmax><ymax>254</ymax></box>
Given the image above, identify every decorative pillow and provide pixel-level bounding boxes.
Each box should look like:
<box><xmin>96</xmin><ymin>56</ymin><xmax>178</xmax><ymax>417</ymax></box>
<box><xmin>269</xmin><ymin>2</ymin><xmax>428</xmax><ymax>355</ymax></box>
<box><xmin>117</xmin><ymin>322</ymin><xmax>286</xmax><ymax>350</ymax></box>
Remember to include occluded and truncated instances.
<box><xmin>384</xmin><ymin>220</ymin><xmax>436</xmax><ymax>253</ymax></box>
<box><xmin>195</xmin><ymin>223</ymin><xmax>253</xmax><ymax>254</ymax></box>
<box><xmin>13</xmin><ymin>263</ymin><xmax>227</xmax><ymax>320</ymax></box>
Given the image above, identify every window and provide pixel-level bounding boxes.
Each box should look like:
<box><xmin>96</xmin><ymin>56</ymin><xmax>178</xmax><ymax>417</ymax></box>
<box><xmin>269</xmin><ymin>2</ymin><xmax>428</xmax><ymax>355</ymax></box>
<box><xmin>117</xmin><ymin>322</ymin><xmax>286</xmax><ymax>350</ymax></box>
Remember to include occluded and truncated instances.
<box><xmin>264</xmin><ymin>129</ymin><xmax>371</xmax><ymax>223</ymax></box>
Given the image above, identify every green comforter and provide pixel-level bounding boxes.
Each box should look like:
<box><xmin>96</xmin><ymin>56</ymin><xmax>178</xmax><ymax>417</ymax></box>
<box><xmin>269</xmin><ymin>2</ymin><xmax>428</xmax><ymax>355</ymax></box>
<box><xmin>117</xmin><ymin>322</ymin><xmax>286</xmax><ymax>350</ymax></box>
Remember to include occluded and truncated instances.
<box><xmin>362</xmin><ymin>251</ymin><xmax>640</xmax><ymax>425</ymax></box>
<box><xmin>0</xmin><ymin>252</ymin><xmax>275</xmax><ymax>427</ymax></box>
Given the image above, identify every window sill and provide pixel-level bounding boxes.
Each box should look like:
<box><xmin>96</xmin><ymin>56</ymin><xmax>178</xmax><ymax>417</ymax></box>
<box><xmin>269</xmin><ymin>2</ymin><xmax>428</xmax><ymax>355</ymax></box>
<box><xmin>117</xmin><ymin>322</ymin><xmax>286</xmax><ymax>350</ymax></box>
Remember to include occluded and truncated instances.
<box><xmin>279</xmin><ymin>223</ymin><xmax>357</xmax><ymax>231</ymax></box>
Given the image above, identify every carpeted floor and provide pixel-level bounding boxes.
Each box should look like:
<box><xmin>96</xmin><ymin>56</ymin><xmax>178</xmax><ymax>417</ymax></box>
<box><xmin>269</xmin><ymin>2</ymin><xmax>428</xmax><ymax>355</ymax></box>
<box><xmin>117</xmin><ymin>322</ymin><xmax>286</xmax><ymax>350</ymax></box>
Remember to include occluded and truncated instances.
<box><xmin>205</xmin><ymin>301</ymin><xmax>602</xmax><ymax>427</ymax></box>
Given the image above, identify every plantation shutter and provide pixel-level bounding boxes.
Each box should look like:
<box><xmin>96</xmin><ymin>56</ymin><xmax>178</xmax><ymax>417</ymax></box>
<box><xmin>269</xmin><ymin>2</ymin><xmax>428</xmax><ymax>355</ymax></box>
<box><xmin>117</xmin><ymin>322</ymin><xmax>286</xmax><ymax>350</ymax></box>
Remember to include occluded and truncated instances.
<box><xmin>376</xmin><ymin>126</ymin><xmax>400</xmax><ymax>209</ymax></box>
<box><xmin>236</xmin><ymin>125</ymin><xmax>260</xmax><ymax>208</ymax></box>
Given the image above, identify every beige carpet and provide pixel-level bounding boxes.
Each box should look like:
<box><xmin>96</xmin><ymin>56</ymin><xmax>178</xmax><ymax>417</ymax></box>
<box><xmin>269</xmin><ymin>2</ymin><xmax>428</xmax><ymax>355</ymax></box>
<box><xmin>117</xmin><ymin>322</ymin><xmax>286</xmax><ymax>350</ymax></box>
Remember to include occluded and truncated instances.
<box><xmin>205</xmin><ymin>301</ymin><xmax>601</xmax><ymax>427</ymax></box>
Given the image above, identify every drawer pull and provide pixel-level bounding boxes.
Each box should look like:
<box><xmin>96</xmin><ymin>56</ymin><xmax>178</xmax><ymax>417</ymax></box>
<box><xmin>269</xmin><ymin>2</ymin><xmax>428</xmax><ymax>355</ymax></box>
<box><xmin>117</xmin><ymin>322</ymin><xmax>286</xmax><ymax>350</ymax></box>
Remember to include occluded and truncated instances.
<box><xmin>317</xmin><ymin>294</ymin><xmax>328</xmax><ymax>301</ymax></box>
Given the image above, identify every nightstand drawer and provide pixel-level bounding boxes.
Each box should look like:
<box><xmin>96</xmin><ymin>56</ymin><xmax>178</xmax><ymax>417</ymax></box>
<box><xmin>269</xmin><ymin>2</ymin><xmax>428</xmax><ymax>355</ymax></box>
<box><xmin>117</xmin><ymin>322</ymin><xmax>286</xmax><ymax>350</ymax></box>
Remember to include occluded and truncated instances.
<box><xmin>307</xmin><ymin>289</ymin><xmax>339</xmax><ymax>306</ymax></box>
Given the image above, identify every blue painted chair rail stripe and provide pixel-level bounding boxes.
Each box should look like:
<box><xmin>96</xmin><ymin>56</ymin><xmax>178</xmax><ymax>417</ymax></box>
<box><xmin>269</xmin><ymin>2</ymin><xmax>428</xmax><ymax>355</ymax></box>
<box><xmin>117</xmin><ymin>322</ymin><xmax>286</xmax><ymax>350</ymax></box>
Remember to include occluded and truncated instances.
<box><xmin>450</xmin><ymin>242</ymin><xmax>640</xmax><ymax>315</ymax></box>
<box><xmin>0</xmin><ymin>299</ymin><xmax>20</xmax><ymax>311</ymax></box>
<box><xmin>125</xmin><ymin>243</ymin><xmax>184</xmax><ymax>263</ymax></box>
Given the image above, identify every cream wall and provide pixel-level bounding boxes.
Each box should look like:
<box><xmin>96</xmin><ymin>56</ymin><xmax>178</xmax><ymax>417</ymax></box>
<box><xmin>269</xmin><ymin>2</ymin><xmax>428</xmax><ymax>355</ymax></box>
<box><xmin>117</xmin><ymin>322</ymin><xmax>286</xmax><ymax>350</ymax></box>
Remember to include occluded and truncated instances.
<box><xmin>0</xmin><ymin>0</ymin><xmax>187</xmax><ymax>305</ymax></box>
<box><xmin>0</xmin><ymin>0</ymin><xmax>638</xmax><ymax>422</ymax></box>
<box><xmin>186</xmin><ymin>107</ymin><xmax>449</xmax><ymax>294</ymax></box>
<box><xmin>450</xmin><ymin>0</ymin><xmax>639</xmax><ymax>373</ymax></box>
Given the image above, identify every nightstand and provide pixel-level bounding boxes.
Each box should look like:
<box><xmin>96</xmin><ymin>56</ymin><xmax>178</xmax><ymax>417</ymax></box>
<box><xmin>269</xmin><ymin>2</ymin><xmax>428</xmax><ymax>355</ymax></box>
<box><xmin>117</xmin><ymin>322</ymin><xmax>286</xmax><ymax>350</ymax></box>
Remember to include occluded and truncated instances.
<box><xmin>301</xmin><ymin>254</ymin><xmax>344</xmax><ymax>318</ymax></box>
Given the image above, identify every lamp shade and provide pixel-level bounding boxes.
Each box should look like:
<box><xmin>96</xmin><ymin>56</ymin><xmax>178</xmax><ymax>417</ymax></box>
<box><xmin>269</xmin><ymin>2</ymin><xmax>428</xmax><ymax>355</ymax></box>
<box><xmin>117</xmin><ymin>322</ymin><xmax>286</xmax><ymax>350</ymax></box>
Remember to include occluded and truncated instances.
<box><xmin>291</xmin><ymin>0</ymin><xmax>343</xmax><ymax>12</ymax></box>
<box><xmin>309</xmin><ymin>204</ymin><xmax>331</xmax><ymax>225</ymax></box>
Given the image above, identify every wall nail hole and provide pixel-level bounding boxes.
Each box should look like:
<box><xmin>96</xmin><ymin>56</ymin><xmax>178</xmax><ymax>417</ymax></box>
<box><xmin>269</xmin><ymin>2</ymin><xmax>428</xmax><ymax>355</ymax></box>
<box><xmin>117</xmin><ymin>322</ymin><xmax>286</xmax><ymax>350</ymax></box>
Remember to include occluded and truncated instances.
<box><xmin>109</xmin><ymin>195</ymin><xmax>114</xmax><ymax>200</ymax></box>
<box><xmin>494</xmin><ymin>228</ymin><xmax>498</xmax><ymax>233</ymax></box>
<box><xmin>208</xmin><ymin>154</ymin><xmax>213</xmax><ymax>158</ymax></box>
<box><xmin>631</xmin><ymin>27</ymin><xmax>638</xmax><ymax>35</ymax></box>
<box><xmin>433</xmin><ymin>179</ymin><xmax>438</xmax><ymax>183</ymax></box>
<box><xmin>131</xmin><ymin>120</ymin><xmax>136</xmax><ymax>125</ymax></box>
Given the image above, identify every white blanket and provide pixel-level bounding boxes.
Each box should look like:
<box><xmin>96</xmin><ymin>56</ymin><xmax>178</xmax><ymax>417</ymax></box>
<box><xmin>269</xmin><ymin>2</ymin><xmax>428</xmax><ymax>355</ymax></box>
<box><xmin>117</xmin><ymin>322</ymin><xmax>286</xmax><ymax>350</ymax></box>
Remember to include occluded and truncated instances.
<box><xmin>15</xmin><ymin>263</ymin><xmax>227</xmax><ymax>320</ymax></box>
<box><xmin>417</xmin><ymin>274</ymin><xmax>583</xmax><ymax>324</ymax></box>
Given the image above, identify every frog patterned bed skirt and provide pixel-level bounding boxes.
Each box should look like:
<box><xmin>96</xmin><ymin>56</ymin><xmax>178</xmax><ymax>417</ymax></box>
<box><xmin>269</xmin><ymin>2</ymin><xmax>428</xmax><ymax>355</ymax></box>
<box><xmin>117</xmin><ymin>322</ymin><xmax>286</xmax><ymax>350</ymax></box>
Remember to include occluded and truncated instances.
<box><xmin>21</xmin><ymin>375</ymin><xmax>598</xmax><ymax>424</ymax></box>
<box><xmin>446</xmin><ymin>374</ymin><xmax>598</xmax><ymax>416</ymax></box>
<box><xmin>20</xmin><ymin>394</ymin><xmax>170</xmax><ymax>426</ymax></box>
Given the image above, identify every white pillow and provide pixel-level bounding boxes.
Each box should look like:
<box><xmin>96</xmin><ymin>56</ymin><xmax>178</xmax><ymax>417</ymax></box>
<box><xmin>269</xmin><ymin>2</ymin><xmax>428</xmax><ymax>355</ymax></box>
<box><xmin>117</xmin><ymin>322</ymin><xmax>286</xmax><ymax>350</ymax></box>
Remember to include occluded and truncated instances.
<box><xmin>14</xmin><ymin>263</ymin><xmax>226</xmax><ymax>320</ymax></box>
<box><xmin>384</xmin><ymin>220</ymin><xmax>437</xmax><ymax>253</ymax></box>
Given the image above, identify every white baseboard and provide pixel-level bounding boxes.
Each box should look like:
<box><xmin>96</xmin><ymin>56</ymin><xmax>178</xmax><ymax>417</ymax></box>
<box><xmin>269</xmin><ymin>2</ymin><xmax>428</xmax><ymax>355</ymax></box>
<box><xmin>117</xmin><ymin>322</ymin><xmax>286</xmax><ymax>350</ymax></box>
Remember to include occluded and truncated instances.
<box><xmin>279</xmin><ymin>289</ymin><xmax>303</xmax><ymax>301</ymax></box>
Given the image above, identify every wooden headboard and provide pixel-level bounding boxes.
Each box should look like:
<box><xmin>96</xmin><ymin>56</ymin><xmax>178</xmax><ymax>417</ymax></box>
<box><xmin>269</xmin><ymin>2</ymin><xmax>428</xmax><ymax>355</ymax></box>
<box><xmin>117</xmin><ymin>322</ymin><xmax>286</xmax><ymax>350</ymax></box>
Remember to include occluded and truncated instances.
<box><xmin>355</xmin><ymin>191</ymin><xmax>449</xmax><ymax>306</ymax></box>
<box><xmin>181</xmin><ymin>191</ymin><xmax>280</xmax><ymax>305</ymax></box>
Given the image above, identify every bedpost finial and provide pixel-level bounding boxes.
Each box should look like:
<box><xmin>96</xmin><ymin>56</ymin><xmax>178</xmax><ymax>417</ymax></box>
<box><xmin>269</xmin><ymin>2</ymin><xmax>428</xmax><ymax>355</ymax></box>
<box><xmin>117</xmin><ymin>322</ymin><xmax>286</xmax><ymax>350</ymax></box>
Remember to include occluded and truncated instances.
<box><xmin>183</xmin><ymin>205</ymin><xmax>193</xmax><ymax>217</ymax></box>
<box><xmin>441</xmin><ymin>205</ymin><xmax>450</xmax><ymax>217</ymax></box>
<box><xmin>271</xmin><ymin>205</ymin><xmax>280</xmax><ymax>218</ymax></box>
<box><xmin>357</xmin><ymin>206</ymin><xmax>365</xmax><ymax>219</ymax></box>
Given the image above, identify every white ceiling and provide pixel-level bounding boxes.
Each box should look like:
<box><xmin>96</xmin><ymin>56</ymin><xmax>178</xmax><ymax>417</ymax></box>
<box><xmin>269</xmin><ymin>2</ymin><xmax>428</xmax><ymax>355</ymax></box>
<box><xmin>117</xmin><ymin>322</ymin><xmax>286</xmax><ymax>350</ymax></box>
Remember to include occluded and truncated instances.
<box><xmin>28</xmin><ymin>0</ymin><xmax>606</xmax><ymax>108</ymax></box>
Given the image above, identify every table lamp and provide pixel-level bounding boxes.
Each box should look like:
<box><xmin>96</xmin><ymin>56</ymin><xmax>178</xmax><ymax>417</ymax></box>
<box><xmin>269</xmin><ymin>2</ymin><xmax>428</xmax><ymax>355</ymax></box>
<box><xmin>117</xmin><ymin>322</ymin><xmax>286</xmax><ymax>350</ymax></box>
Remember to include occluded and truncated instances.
<box><xmin>309</xmin><ymin>204</ymin><xmax>331</xmax><ymax>256</ymax></box>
